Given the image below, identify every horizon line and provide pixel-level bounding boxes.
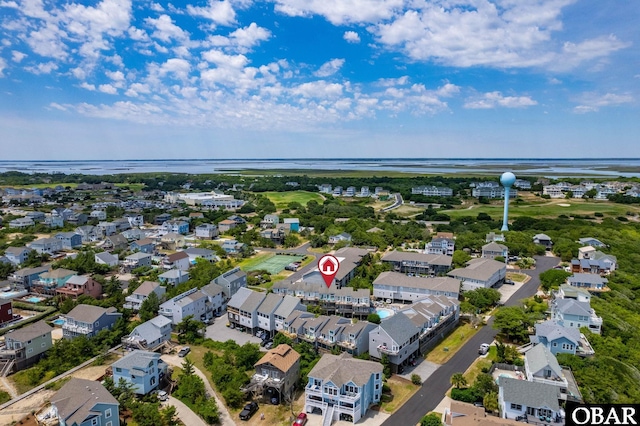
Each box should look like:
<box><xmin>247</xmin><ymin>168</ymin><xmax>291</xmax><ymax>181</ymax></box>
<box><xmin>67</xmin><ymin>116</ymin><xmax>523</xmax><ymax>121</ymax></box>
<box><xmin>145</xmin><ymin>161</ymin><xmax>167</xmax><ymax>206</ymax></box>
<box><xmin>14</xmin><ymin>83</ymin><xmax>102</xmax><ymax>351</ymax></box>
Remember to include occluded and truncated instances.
<box><xmin>1</xmin><ymin>157</ymin><xmax>639</xmax><ymax>162</ymax></box>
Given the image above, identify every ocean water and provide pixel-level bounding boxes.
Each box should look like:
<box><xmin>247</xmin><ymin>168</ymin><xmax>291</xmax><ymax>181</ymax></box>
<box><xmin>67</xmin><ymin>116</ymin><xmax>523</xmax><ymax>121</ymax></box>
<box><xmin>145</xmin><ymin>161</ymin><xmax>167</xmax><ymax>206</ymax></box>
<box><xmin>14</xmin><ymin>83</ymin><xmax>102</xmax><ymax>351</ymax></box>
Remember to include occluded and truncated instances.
<box><xmin>0</xmin><ymin>158</ymin><xmax>639</xmax><ymax>177</ymax></box>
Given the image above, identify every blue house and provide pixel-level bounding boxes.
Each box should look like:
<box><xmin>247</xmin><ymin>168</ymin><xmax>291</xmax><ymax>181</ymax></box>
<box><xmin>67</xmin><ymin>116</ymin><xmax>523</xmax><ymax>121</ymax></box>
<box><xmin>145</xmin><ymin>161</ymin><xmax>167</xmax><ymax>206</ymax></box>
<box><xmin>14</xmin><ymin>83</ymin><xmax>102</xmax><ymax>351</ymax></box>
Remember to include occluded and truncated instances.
<box><xmin>112</xmin><ymin>350</ymin><xmax>167</xmax><ymax>395</ymax></box>
<box><xmin>129</xmin><ymin>238</ymin><xmax>156</xmax><ymax>254</ymax></box>
<box><xmin>51</xmin><ymin>377</ymin><xmax>120</xmax><ymax>426</ymax></box>
<box><xmin>55</xmin><ymin>232</ymin><xmax>83</xmax><ymax>250</ymax></box>
<box><xmin>62</xmin><ymin>305</ymin><xmax>122</xmax><ymax>340</ymax></box>
<box><xmin>305</xmin><ymin>352</ymin><xmax>383</xmax><ymax>423</ymax></box>
<box><xmin>530</xmin><ymin>320</ymin><xmax>593</xmax><ymax>356</ymax></box>
<box><xmin>283</xmin><ymin>218</ymin><xmax>300</xmax><ymax>232</ymax></box>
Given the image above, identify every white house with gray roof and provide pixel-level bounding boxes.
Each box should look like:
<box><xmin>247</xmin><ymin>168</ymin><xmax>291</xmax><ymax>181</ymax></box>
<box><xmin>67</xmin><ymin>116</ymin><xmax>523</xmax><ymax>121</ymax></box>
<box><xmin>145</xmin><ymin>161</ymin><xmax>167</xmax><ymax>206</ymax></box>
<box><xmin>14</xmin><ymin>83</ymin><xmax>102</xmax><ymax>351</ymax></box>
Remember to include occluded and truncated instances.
<box><xmin>159</xmin><ymin>287</ymin><xmax>209</xmax><ymax>325</ymax></box>
<box><xmin>369</xmin><ymin>313</ymin><xmax>420</xmax><ymax>372</ymax></box>
<box><xmin>498</xmin><ymin>377</ymin><xmax>561</xmax><ymax>422</ymax></box>
<box><xmin>567</xmin><ymin>273</ymin><xmax>608</xmax><ymax>291</ymax></box>
<box><xmin>274</xmin><ymin>295</ymin><xmax>307</xmax><ymax>332</ymax></box>
<box><xmin>235</xmin><ymin>290</ymin><xmax>267</xmax><ymax>333</ymax></box>
<box><xmin>183</xmin><ymin>247</ymin><xmax>217</xmax><ymax>264</ymax></box>
<box><xmin>211</xmin><ymin>267</ymin><xmax>247</xmax><ymax>299</ymax></box>
<box><xmin>524</xmin><ymin>344</ymin><xmax>568</xmax><ymax>391</ymax></box>
<box><xmin>124</xmin><ymin>281</ymin><xmax>166</xmax><ymax>311</ymax></box>
<box><xmin>95</xmin><ymin>251</ymin><xmax>119</xmax><ymax>267</ymax></box>
<box><xmin>256</xmin><ymin>293</ymin><xmax>285</xmax><ymax>339</ymax></box>
<box><xmin>200</xmin><ymin>282</ymin><xmax>226</xmax><ymax>316</ymax></box>
<box><xmin>447</xmin><ymin>258</ymin><xmax>506</xmax><ymax>291</ymax></box>
<box><xmin>123</xmin><ymin>315</ymin><xmax>173</xmax><ymax>350</ymax></box>
<box><xmin>481</xmin><ymin>242</ymin><xmax>508</xmax><ymax>259</ymax></box>
<box><xmin>305</xmin><ymin>353</ymin><xmax>383</xmax><ymax>424</ymax></box>
<box><xmin>373</xmin><ymin>271</ymin><xmax>460</xmax><ymax>302</ymax></box>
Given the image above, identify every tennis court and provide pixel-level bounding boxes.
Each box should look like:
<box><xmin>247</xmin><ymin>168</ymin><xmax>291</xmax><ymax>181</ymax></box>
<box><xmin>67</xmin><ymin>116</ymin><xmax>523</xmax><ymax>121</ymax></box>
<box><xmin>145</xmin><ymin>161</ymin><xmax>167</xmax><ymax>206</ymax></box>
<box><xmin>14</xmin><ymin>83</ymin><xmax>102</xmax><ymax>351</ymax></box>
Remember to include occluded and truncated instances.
<box><xmin>248</xmin><ymin>254</ymin><xmax>305</xmax><ymax>274</ymax></box>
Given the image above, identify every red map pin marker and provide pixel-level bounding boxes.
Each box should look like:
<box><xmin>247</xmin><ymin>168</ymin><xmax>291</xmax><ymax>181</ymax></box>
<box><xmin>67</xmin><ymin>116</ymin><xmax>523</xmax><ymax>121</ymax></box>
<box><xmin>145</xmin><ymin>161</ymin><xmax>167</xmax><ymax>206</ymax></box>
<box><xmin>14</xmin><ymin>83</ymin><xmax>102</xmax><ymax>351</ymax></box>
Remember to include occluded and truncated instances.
<box><xmin>318</xmin><ymin>254</ymin><xmax>339</xmax><ymax>288</ymax></box>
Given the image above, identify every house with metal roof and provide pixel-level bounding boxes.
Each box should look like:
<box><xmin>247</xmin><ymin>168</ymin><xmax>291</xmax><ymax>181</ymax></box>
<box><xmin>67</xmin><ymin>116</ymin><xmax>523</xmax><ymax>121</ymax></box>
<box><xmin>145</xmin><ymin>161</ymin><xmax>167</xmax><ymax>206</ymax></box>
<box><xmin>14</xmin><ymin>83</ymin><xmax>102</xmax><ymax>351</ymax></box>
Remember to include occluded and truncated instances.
<box><xmin>112</xmin><ymin>350</ymin><xmax>168</xmax><ymax>395</ymax></box>
<box><xmin>305</xmin><ymin>353</ymin><xmax>383</xmax><ymax>424</ymax></box>
<box><xmin>567</xmin><ymin>273</ymin><xmax>608</xmax><ymax>291</ymax></box>
<box><xmin>51</xmin><ymin>378</ymin><xmax>120</xmax><ymax>426</ymax></box>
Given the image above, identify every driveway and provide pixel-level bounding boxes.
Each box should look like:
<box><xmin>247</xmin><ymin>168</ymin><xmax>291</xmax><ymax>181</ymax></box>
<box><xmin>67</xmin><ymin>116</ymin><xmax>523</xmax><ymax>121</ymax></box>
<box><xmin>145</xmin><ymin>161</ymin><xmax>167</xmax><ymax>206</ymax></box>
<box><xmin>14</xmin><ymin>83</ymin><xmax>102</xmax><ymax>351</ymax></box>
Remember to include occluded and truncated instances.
<box><xmin>162</xmin><ymin>354</ymin><xmax>235</xmax><ymax>426</ymax></box>
<box><xmin>163</xmin><ymin>396</ymin><xmax>208</xmax><ymax>426</ymax></box>
<box><xmin>205</xmin><ymin>315</ymin><xmax>264</xmax><ymax>346</ymax></box>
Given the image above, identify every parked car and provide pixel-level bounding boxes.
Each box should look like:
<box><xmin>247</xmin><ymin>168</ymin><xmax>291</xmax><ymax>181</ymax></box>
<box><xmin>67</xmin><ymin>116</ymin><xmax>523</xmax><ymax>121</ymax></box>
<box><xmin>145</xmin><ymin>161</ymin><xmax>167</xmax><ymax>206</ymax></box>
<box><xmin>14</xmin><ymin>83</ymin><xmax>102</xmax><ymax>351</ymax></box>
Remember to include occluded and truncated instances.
<box><xmin>239</xmin><ymin>402</ymin><xmax>259</xmax><ymax>420</ymax></box>
<box><xmin>504</xmin><ymin>279</ymin><xmax>515</xmax><ymax>285</ymax></box>
<box><xmin>293</xmin><ymin>413</ymin><xmax>308</xmax><ymax>426</ymax></box>
<box><xmin>157</xmin><ymin>390</ymin><xmax>168</xmax><ymax>401</ymax></box>
<box><xmin>478</xmin><ymin>343</ymin><xmax>490</xmax><ymax>355</ymax></box>
<box><xmin>265</xmin><ymin>341</ymin><xmax>273</xmax><ymax>350</ymax></box>
<box><xmin>178</xmin><ymin>346</ymin><xmax>191</xmax><ymax>357</ymax></box>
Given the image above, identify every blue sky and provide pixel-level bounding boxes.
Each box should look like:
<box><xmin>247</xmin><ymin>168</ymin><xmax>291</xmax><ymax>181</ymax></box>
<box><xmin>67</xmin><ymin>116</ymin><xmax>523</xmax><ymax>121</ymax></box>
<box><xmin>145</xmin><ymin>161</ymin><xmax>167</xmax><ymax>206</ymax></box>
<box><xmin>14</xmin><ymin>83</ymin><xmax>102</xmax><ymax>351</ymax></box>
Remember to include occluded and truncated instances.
<box><xmin>0</xmin><ymin>0</ymin><xmax>638</xmax><ymax>160</ymax></box>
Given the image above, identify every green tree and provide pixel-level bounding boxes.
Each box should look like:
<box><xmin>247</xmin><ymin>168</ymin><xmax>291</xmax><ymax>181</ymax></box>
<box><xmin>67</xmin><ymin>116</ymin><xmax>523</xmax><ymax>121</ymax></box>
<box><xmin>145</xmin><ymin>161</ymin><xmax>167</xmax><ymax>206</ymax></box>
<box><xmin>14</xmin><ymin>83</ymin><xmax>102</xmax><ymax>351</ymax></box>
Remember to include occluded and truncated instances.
<box><xmin>452</xmin><ymin>250</ymin><xmax>471</xmax><ymax>268</ymax></box>
<box><xmin>450</xmin><ymin>372</ymin><xmax>467</xmax><ymax>389</ymax></box>
<box><xmin>493</xmin><ymin>306</ymin><xmax>534</xmax><ymax>342</ymax></box>
<box><xmin>367</xmin><ymin>313</ymin><xmax>381</xmax><ymax>324</ymax></box>
<box><xmin>138</xmin><ymin>291</ymin><xmax>160</xmax><ymax>322</ymax></box>
<box><xmin>420</xmin><ymin>413</ymin><xmax>443</xmax><ymax>426</ymax></box>
<box><xmin>483</xmin><ymin>391</ymin><xmax>499</xmax><ymax>413</ymax></box>
<box><xmin>539</xmin><ymin>269</ymin><xmax>571</xmax><ymax>291</ymax></box>
<box><xmin>176</xmin><ymin>315</ymin><xmax>205</xmax><ymax>344</ymax></box>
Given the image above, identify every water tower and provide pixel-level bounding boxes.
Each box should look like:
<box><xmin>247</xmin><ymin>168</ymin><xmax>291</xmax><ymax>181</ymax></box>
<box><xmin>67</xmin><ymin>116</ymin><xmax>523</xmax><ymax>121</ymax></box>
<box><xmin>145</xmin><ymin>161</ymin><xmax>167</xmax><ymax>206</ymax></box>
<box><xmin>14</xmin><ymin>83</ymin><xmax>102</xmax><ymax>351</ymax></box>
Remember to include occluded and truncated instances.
<box><xmin>500</xmin><ymin>172</ymin><xmax>516</xmax><ymax>231</ymax></box>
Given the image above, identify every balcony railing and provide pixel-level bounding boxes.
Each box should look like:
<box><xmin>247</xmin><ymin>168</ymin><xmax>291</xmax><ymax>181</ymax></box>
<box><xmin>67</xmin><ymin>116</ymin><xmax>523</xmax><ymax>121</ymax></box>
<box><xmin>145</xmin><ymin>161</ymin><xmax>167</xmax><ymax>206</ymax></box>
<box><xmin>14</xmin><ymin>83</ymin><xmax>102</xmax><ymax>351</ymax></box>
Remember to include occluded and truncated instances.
<box><xmin>377</xmin><ymin>344</ymin><xmax>398</xmax><ymax>355</ymax></box>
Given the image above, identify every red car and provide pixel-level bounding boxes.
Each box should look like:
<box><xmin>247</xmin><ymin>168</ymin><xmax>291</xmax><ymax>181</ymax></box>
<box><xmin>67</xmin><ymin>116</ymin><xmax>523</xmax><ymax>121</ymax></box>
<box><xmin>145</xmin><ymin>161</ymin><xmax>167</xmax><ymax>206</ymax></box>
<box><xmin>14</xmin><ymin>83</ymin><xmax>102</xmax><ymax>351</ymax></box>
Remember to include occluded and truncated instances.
<box><xmin>292</xmin><ymin>413</ymin><xmax>307</xmax><ymax>426</ymax></box>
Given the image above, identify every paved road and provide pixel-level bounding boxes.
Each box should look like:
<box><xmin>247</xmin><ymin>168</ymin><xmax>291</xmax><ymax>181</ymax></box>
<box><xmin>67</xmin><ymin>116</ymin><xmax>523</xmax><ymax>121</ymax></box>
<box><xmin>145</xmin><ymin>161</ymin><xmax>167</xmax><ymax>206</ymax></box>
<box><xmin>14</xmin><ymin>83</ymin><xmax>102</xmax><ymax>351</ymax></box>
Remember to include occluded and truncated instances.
<box><xmin>163</xmin><ymin>396</ymin><xmax>208</xmax><ymax>426</ymax></box>
<box><xmin>381</xmin><ymin>255</ymin><xmax>559</xmax><ymax>426</ymax></box>
<box><xmin>381</xmin><ymin>193</ymin><xmax>403</xmax><ymax>212</ymax></box>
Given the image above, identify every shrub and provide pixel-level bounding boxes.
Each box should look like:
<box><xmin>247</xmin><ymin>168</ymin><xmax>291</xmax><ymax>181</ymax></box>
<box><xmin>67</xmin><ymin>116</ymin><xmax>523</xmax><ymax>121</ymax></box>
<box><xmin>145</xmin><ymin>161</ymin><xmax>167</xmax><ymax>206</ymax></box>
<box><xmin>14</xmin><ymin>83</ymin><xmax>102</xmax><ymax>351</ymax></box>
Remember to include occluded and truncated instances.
<box><xmin>411</xmin><ymin>374</ymin><xmax>422</xmax><ymax>385</ymax></box>
<box><xmin>450</xmin><ymin>387</ymin><xmax>479</xmax><ymax>403</ymax></box>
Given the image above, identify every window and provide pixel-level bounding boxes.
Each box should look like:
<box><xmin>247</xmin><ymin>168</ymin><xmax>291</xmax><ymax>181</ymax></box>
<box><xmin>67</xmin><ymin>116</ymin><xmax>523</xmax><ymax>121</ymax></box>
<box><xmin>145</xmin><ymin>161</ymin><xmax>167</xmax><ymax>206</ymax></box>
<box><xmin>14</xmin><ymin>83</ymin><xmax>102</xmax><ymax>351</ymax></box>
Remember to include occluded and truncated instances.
<box><xmin>41</xmin><ymin>343</ymin><xmax>46</xmax><ymax>347</ymax></box>
<box><xmin>27</xmin><ymin>348</ymin><xmax>33</xmax><ymax>354</ymax></box>
<box><xmin>510</xmin><ymin>403</ymin><xmax>522</xmax><ymax>410</ymax></box>
<box><xmin>106</xmin><ymin>422</ymin><xmax>113</xmax><ymax>426</ymax></box>
<box><xmin>91</xmin><ymin>418</ymin><xmax>98</xmax><ymax>426</ymax></box>
<box><xmin>105</xmin><ymin>408</ymin><xmax>112</xmax><ymax>418</ymax></box>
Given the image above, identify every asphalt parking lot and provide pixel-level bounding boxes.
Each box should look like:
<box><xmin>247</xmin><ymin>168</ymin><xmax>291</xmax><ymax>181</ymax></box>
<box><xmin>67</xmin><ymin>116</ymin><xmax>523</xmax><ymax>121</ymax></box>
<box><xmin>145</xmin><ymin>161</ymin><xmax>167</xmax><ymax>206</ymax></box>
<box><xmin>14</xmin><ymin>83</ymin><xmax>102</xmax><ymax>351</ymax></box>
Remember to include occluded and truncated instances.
<box><xmin>204</xmin><ymin>312</ymin><xmax>264</xmax><ymax>346</ymax></box>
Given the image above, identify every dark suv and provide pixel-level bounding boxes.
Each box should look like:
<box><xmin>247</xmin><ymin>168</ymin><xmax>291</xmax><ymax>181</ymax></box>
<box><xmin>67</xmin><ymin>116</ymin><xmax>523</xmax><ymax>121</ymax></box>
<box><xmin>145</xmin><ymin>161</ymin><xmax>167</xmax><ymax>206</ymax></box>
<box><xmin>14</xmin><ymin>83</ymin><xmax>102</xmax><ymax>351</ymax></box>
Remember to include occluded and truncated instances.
<box><xmin>239</xmin><ymin>402</ymin><xmax>259</xmax><ymax>420</ymax></box>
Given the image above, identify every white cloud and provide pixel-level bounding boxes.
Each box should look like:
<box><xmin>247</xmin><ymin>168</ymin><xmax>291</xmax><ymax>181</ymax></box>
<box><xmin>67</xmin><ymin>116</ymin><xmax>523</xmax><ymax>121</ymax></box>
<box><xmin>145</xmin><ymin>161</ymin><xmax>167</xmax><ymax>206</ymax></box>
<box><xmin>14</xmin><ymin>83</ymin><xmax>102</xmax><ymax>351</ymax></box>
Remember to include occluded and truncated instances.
<box><xmin>25</xmin><ymin>61</ymin><xmax>58</xmax><ymax>75</ymax></box>
<box><xmin>125</xmin><ymin>82</ymin><xmax>151</xmax><ymax>97</ymax></box>
<box><xmin>343</xmin><ymin>31</ymin><xmax>360</xmax><ymax>43</ymax></box>
<box><xmin>315</xmin><ymin>58</ymin><xmax>345</xmax><ymax>77</ymax></box>
<box><xmin>106</xmin><ymin>70</ymin><xmax>125</xmax><ymax>81</ymax></box>
<box><xmin>11</xmin><ymin>50</ymin><xmax>26</xmax><ymax>62</ymax></box>
<box><xmin>573</xmin><ymin>92</ymin><xmax>634</xmax><ymax>113</ymax></box>
<box><xmin>555</xmin><ymin>35</ymin><xmax>630</xmax><ymax>71</ymax></box>
<box><xmin>464</xmin><ymin>91</ymin><xmax>537</xmax><ymax>109</ymax></box>
<box><xmin>228</xmin><ymin>23</ymin><xmax>271</xmax><ymax>52</ymax></box>
<box><xmin>128</xmin><ymin>26</ymin><xmax>150</xmax><ymax>41</ymax></box>
<box><xmin>159</xmin><ymin>58</ymin><xmax>191</xmax><ymax>80</ymax></box>
<box><xmin>273</xmin><ymin>0</ymin><xmax>403</xmax><ymax>25</ymax></box>
<box><xmin>49</xmin><ymin>102</ymin><xmax>67</xmax><ymax>111</ymax></box>
<box><xmin>146</xmin><ymin>14</ymin><xmax>189</xmax><ymax>43</ymax></box>
<box><xmin>0</xmin><ymin>57</ymin><xmax>6</xmax><ymax>77</ymax></box>
<box><xmin>291</xmin><ymin>80</ymin><xmax>344</xmax><ymax>98</ymax></box>
<box><xmin>376</xmin><ymin>76</ymin><xmax>409</xmax><ymax>87</ymax></box>
<box><xmin>99</xmin><ymin>83</ymin><xmax>118</xmax><ymax>94</ymax></box>
<box><xmin>187</xmin><ymin>0</ymin><xmax>236</xmax><ymax>26</ymax></box>
<box><xmin>80</xmin><ymin>82</ymin><xmax>96</xmax><ymax>90</ymax></box>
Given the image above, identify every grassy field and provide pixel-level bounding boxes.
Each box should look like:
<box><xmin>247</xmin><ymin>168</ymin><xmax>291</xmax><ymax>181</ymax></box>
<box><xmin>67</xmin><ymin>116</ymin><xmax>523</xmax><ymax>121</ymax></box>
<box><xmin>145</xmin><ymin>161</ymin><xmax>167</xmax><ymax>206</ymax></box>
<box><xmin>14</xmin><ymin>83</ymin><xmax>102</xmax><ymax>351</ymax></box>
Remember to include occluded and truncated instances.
<box><xmin>443</xmin><ymin>198</ymin><xmax>640</xmax><ymax>220</ymax></box>
<box><xmin>425</xmin><ymin>322</ymin><xmax>482</xmax><ymax>364</ymax></box>
<box><xmin>237</xmin><ymin>252</ymin><xmax>274</xmax><ymax>270</ymax></box>
<box><xmin>246</xmin><ymin>254</ymin><xmax>305</xmax><ymax>274</ymax></box>
<box><xmin>379</xmin><ymin>376</ymin><xmax>420</xmax><ymax>413</ymax></box>
<box><xmin>507</xmin><ymin>272</ymin><xmax>528</xmax><ymax>282</ymax></box>
<box><xmin>262</xmin><ymin>191</ymin><xmax>325</xmax><ymax>209</ymax></box>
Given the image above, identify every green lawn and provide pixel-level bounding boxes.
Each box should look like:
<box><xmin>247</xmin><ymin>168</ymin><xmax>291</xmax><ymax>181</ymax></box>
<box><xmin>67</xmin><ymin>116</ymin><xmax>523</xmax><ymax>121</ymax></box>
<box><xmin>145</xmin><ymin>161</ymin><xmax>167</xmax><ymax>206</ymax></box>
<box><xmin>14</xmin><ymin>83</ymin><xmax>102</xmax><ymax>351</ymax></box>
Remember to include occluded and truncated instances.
<box><xmin>246</xmin><ymin>254</ymin><xmax>305</xmax><ymax>274</ymax></box>
<box><xmin>262</xmin><ymin>191</ymin><xmax>325</xmax><ymax>209</ymax></box>
<box><xmin>237</xmin><ymin>252</ymin><xmax>274</xmax><ymax>271</ymax></box>
<box><xmin>443</xmin><ymin>199</ymin><xmax>640</xmax><ymax>220</ymax></box>
<box><xmin>425</xmin><ymin>322</ymin><xmax>482</xmax><ymax>364</ymax></box>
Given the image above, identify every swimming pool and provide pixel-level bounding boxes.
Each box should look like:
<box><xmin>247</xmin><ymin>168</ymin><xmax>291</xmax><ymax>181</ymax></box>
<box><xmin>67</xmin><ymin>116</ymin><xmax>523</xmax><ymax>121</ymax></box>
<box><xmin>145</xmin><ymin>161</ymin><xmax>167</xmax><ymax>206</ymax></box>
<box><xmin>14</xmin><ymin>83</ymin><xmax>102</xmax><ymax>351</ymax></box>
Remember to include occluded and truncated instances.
<box><xmin>376</xmin><ymin>308</ymin><xmax>395</xmax><ymax>319</ymax></box>
<box><xmin>25</xmin><ymin>296</ymin><xmax>45</xmax><ymax>304</ymax></box>
<box><xmin>52</xmin><ymin>318</ymin><xmax>65</xmax><ymax>326</ymax></box>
